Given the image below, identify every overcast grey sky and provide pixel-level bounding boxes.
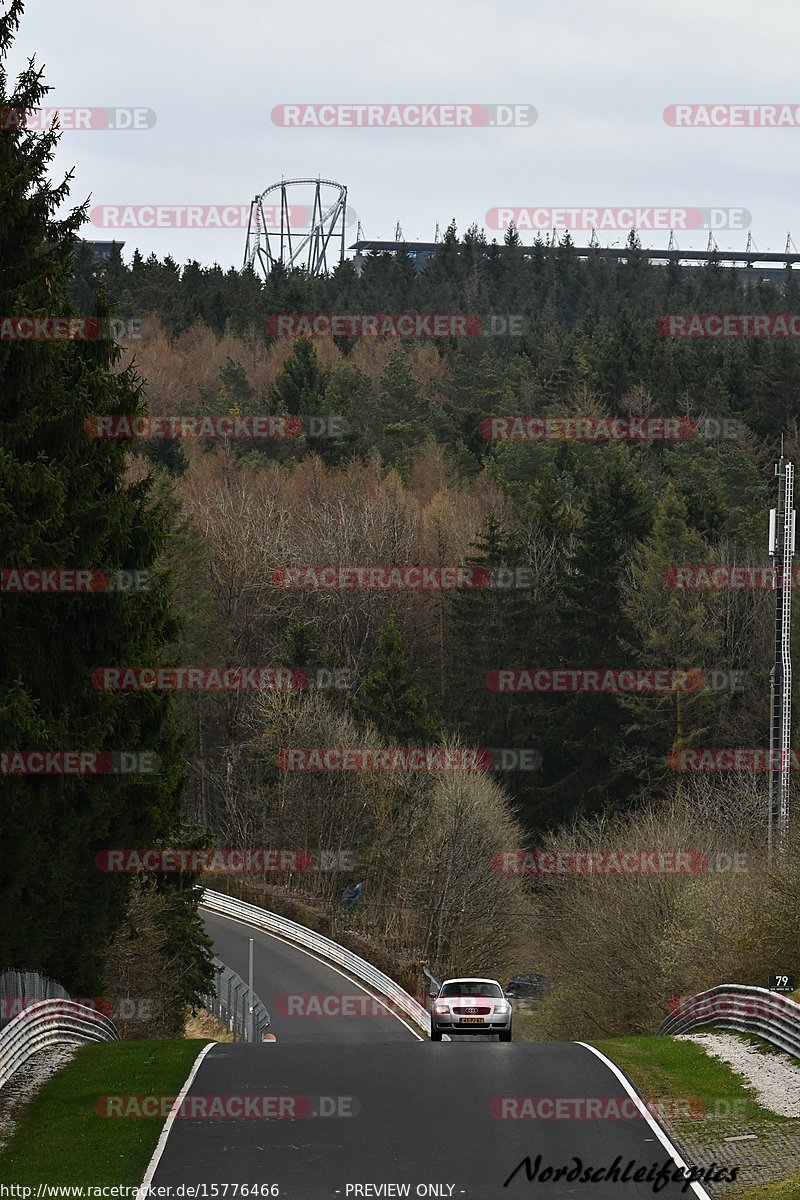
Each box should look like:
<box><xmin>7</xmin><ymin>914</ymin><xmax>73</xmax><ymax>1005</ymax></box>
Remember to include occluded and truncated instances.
<box><xmin>7</xmin><ymin>0</ymin><xmax>800</xmax><ymax>268</ymax></box>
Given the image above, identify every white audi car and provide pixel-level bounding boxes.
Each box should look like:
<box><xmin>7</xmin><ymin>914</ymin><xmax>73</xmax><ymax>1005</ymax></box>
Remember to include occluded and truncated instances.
<box><xmin>429</xmin><ymin>977</ymin><xmax>512</xmax><ymax>1041</ymax></box>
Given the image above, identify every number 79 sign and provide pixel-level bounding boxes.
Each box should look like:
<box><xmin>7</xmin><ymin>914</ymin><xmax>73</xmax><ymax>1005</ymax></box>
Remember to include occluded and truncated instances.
<box><xmin>769</xmin><ymin>974</ymin><xmax>796</xmax><ymax>992</ymax></box>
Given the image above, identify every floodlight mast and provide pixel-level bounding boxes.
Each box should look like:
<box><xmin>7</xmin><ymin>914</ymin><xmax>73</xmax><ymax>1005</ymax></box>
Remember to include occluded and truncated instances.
<box><xmin>768</xmin><ymin>451</ymin><xmax>795</xmax><ymax>858</ymax></box>
<box><xmin>243</xmin><ymin>178</ymin><xmax>347</xmax><ymax>277</ymax></box>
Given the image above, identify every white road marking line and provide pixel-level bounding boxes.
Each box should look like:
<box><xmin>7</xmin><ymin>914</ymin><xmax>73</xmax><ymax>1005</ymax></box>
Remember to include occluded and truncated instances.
<box><xmin>576</xmin><ymin>1042</ymin><xmax>714</xmax><ymax>1199</ymax></box>
<box><xmin>139</xmin><ymin>1040</ymin><xmax>217</xmax><ymax>1188</ymax></box>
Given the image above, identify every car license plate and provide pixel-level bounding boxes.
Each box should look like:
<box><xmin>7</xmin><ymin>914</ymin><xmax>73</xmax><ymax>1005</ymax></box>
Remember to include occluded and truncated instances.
<box><xmin>461</xmin><ymin>1017</ymin><xmax>484</xmax><ymax>1024</ymax></box>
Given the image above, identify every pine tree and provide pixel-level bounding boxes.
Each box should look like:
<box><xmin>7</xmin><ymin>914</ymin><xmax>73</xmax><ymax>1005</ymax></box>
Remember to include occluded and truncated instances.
<box><xmin>445</xmin><ymin>515</ymin><xmax>533</xmax><ymax>741</ymax></box>
<box><xmin>558</xmin><ymin>446</ymin><xmax>653</xmax><ymax>663</ymax></box>
<box><xmin>619</xmin><ymin>485</ymin><xmax>725</xmax><ymax>791</ymax></box>
<box><xmin>356</xmin><ymin>615</ymin><xmax>439</xmax><ymax>744</ymax></box>
<box><xmin>271</xmin><ymin>336</ymin><xmax>329</xmax><ymax>417</ymax></box>
<box><xmin>0</xmin><ymin>2</ymin><xmax>209</xmax><ymax>995</ymax></box>
<box><xmin>373</xmin><ymin>345</ymin><xmax>443</xmax><ymax>470</ymax></box>
<box><xmin>539</xmin><ymin>447</ymin><xmax>655</xmax><ymax>817</ymax></box>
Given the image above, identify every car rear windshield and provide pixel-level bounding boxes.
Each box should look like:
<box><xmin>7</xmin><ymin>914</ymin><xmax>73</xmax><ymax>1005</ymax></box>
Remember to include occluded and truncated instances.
<box><xmin>439</xmin><ymin>982</ymin><xmax>503</xmax><ymax>998</ymax></box>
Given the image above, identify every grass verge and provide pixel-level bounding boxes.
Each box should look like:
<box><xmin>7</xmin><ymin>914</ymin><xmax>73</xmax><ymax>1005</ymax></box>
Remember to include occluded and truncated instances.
<box><xmin>0</xmin><ymin>1040</ymin><xmax>210</xmax><ymax>1186</ymax></box>
<box><xmin>592</xmin><ymin>1036</ymin><xmax>800</xmax><ymax>1199</ymax></box>
<box><xmin>591</xmin><ymin>1035</ymin><xmax>783</xmax><ymax>1125</ymax></box>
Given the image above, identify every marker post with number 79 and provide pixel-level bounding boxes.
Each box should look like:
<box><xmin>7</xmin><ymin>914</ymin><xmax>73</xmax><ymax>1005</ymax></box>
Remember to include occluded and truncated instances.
<box><xmin>768</xmin><ymin>974</ymin><xmax>796</xmax><ymax>992</ymax></box>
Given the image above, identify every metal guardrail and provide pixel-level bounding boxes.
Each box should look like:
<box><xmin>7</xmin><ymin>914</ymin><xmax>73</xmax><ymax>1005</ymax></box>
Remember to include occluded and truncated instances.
<box><xmin>199</xmin><ymin>955</ymin><xmax>271</xmax><ymax>1042</ymax></box>
<box><xmin>201</xmin><ymin>889</ymin><xmax>431</xmax><ymax>1036</ymax></box>
<box><xmin>658</xmin><ymin>985</ymin><xmax>800</xmax><ymax>1058</ymax></box>
<box><xmin>0</xmin><ymin>968</ymin><xmax>70</xmax><ymax>1028</ymax></box>
<box><xmin>0</xmin><ymin>999</ymin><xmax>119</xmax><ymax>1090</ymax></box>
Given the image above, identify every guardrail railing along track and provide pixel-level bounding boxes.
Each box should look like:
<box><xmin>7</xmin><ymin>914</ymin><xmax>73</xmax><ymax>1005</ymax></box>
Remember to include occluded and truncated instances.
<box><xmin>0</xmin><ymin>999</ymin><xmax>119</xmax><ymax>1090</ymax></box>
<box><xmin>200</xmin><ymin>888</ymin><xmax>431</xmax><ymax>1037</ymax></box>
<box><xmin>658</xmin><ymin>985</ymin><xmax>800</xmax><ymax>1058</ymax></box>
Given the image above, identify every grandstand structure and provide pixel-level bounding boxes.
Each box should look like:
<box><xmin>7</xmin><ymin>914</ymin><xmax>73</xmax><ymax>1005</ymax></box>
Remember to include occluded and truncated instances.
<box><xmin>350</xmin><ymin>239</ymin><xmax>800</xmax><ymax>279</ymax></box>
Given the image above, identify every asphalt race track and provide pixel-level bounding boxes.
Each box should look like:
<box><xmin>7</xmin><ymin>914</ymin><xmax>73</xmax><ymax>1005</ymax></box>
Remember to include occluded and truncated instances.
<box><xmin>201</xmin><ymin>907</ymin><xmax>416</xmax><ymax>1044</ymax></box>
<box><xmin>147</xmin><ymin>909</ymin><xmax>712</xmax><ymax>1198</ymax></box>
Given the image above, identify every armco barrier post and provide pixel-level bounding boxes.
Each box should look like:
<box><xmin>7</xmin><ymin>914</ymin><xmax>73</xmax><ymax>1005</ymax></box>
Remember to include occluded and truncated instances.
<box><xmin>248</xmin><ymin>937</ymin><xmax>254</xmax><ymax>1044</ymax></box>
